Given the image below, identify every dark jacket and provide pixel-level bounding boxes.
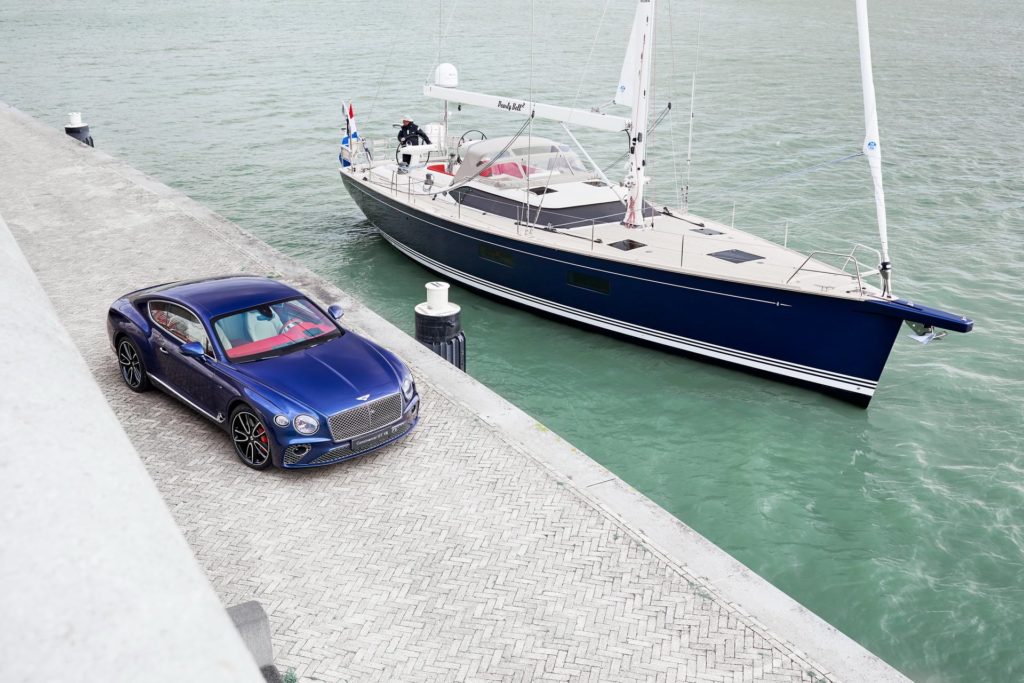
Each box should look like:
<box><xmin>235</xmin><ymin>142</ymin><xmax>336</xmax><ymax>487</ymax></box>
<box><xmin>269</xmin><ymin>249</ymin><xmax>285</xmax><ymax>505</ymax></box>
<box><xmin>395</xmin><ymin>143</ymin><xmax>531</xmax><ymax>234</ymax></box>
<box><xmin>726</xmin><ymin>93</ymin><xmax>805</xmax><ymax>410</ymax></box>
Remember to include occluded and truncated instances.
<box><xmin>398</xmin><ymin>122</ymin><xmax>431</xmax><ymax>146</ymax></box>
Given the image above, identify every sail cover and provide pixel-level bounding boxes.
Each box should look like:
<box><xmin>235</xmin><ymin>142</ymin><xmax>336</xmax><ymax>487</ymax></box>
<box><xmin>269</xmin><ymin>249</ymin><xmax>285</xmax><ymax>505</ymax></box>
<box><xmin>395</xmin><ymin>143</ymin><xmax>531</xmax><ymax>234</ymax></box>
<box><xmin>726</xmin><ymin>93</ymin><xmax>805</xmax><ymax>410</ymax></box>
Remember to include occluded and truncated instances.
<box><xmin>614</xmin><ymin>0</ymin><xmax>653</xmax><ymax>108</ymax></box>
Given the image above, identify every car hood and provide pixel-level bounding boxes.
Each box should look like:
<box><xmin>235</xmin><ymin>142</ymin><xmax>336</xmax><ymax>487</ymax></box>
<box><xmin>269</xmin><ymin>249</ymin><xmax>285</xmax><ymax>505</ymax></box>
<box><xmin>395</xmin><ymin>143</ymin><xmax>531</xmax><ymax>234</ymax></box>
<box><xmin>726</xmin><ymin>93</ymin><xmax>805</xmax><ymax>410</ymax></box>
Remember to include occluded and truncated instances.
<box><xmin>230</xmin><ymin>333</ymin><xmax>403</xmax><ymax>415</ymax></box>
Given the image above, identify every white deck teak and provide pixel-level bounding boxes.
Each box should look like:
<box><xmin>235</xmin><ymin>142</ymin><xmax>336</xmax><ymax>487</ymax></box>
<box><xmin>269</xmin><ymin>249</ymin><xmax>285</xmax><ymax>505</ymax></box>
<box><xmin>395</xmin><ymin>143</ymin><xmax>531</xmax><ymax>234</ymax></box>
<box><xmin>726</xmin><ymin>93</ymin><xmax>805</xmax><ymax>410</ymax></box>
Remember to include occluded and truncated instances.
<box><xmin>350</xmin><ymin>159</ymin><xmax>885</xmax><ymax>302</ymax></box>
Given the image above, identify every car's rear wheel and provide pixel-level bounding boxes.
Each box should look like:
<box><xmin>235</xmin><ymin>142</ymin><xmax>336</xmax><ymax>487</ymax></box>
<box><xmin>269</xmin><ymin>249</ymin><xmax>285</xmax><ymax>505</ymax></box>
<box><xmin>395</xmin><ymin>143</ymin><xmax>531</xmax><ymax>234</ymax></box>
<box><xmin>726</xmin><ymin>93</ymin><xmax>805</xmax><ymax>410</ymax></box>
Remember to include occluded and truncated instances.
<box><xmin>116</xmin><ymin>337</ymin><xmax>150</xmax><ymax>392</ymax></box>
<box><xmin>230</xmin><ymin>406</ymin><xmax>273</xmax><ymax>470</ymax></box>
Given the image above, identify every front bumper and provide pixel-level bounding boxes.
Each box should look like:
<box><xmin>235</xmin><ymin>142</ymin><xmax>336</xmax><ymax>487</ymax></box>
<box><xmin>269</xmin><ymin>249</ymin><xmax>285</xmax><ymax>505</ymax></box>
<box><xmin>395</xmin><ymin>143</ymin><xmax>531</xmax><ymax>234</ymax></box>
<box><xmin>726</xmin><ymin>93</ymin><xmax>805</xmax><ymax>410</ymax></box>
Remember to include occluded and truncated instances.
<box><xmin>279</xmin><ymin>395</ymin><xmax>420</xmax><ymax>469</ymax></box>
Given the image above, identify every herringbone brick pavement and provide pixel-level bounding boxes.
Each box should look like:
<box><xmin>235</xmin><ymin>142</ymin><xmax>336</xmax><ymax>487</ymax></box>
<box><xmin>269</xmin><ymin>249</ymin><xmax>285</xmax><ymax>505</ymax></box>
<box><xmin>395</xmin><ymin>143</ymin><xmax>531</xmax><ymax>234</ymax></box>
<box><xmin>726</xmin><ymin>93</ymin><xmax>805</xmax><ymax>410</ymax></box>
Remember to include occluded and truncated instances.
<box><xmin>0</xmin><ymin>105</ymin><xmax>840</xmax><ymax>682</ymax></box>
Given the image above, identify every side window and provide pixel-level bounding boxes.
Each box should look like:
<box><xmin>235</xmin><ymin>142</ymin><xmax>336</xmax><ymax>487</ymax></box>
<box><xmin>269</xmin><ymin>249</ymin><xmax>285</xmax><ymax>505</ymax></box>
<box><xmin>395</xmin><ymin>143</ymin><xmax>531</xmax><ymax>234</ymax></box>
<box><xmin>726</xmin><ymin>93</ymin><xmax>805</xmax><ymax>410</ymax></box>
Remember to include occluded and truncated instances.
<box><xmin>567</xmin><ymin>271</ymin><xmax>610</xmax><ymax>294</ymax></box>
<box><xmin>479</xmin><ymin>244</ymin><xmax>515</xmax><ymax>267</ymax></box>
<box><xmin>149</xmin><ymin>301</ymin><xmax>212</xmax><ymax>355</ymax></box>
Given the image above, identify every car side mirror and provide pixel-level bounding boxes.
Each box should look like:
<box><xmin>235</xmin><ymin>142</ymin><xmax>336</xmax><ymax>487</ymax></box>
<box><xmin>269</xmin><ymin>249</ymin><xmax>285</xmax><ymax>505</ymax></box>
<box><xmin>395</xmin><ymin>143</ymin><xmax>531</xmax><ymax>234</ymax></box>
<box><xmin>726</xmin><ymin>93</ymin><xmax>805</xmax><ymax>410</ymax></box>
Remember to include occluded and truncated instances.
<box><xmin>181</xmin><ymin>341</ymin><xmax>205</xmax><ymax>358</ymax></box>
<box><xmin>328</xmin><ymin>304</ymin><xmax>344</xmax><ymax>320</ymax></box>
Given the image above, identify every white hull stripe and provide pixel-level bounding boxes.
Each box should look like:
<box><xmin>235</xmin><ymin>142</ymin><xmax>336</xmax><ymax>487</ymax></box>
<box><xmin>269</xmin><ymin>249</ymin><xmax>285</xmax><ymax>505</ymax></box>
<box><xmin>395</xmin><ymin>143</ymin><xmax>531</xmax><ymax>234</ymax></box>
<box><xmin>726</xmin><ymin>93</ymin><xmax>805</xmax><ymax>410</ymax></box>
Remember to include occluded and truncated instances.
<box><xmin>344</xmin><ymin>177</ymin><xmax>877</xmax><ymax>394</ymax></box>
<box><xmin>377</xmin><ymin>230</ymin><xmax>877</xmax><ymax>396</ymax></box>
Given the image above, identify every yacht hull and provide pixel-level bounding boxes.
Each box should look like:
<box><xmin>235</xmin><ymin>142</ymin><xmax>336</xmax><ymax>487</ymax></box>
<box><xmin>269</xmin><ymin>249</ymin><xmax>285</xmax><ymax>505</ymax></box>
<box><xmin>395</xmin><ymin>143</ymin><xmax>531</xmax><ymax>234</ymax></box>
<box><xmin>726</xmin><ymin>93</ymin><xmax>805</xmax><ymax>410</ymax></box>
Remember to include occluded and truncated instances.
<box><xmin>343</xmin><ymin>174</ymin><xmax>910</xmax><ymax>406</ymax></box>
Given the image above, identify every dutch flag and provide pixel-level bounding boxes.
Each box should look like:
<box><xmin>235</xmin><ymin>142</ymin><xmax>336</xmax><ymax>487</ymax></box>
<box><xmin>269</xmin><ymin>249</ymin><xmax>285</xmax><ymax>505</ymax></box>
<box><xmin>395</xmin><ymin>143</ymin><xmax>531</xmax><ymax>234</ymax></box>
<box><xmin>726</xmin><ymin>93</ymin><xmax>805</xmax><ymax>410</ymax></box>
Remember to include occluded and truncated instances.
<box><xmin>340</xmin><ymin>102</ymin><xmax>360</xmax><ymax>167</ymax></box>
<box><xmin>343</xmin><ymin>102</ymin><xmax>358</xmax><ymax>147</ymax></box>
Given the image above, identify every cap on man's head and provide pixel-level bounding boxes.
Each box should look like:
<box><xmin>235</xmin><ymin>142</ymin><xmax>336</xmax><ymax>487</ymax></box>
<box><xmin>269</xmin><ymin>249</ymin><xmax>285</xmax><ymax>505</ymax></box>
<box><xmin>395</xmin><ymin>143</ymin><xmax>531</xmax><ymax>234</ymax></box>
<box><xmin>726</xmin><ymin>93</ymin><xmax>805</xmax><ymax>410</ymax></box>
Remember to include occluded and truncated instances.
<box><xmin>403</xmin><ymin>114</ymin><xmax>413</xmax><ymax>122</ymax></box>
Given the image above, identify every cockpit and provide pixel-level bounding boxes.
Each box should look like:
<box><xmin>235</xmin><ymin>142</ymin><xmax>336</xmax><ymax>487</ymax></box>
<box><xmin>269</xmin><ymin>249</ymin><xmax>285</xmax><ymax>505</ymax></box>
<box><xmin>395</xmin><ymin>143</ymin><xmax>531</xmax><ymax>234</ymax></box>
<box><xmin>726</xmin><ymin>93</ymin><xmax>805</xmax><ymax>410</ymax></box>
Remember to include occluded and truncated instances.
<box><xmin>452</xmin><ymin>137</ymin><xmax>595</xmax><ymax>189</ymax></box>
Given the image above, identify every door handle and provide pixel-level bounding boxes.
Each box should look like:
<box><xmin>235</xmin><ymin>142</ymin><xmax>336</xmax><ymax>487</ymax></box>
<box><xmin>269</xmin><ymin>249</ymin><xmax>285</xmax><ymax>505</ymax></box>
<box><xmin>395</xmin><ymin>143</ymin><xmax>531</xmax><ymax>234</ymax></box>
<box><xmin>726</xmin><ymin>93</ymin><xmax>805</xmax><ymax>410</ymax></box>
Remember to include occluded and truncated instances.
<box><xmin>158</xmin><ymin>346</ymin><xmax>169</xmax><ymax>354</ymax></box>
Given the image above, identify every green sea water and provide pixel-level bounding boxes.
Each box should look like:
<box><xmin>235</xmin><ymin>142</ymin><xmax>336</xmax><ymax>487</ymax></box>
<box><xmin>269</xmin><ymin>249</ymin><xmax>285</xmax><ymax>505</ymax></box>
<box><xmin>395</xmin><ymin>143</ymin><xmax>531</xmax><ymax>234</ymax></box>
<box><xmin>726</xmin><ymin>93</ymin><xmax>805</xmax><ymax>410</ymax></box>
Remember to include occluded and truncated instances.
<box><xmin>3</xmin><ymin>1</ymin><xmax>1022</xmax><ymax>680</ymax></box>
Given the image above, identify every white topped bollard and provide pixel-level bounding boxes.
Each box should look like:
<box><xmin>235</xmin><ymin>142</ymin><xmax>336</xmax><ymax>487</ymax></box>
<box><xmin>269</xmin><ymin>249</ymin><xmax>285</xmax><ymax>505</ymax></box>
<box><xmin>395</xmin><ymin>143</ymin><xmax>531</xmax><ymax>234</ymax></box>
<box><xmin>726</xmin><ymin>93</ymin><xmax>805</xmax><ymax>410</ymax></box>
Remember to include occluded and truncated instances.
<box><xmin>64</xmin><ymin>111</ymin><xmax>94</xmax><ymax>147</ymax></box>
<box><xmin>414</xmin><ymin>281</ymin><xmax>466</xmax><ymax>371</ymax></box>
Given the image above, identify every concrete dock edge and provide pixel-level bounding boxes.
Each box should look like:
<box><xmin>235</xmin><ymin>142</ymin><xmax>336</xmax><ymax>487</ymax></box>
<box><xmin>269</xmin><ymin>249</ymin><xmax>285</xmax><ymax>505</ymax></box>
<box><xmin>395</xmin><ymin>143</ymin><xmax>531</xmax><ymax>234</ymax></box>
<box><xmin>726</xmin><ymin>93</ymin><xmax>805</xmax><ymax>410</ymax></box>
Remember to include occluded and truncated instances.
<box><xmin>0</xmin><ymin>212</ymin><xmax>266</xmax><ymax>682</ymax></box>
<box><xmin>0</xmin><ymin>101</ymin><xmax>909</xmax><ymax>682</ymax></box>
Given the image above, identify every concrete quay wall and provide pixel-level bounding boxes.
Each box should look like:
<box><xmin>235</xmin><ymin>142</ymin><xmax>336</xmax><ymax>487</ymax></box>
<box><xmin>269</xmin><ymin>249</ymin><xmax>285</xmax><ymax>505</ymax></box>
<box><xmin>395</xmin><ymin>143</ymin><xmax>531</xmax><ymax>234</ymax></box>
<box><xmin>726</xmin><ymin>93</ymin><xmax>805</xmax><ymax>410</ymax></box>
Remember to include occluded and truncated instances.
<box><xmin>0</xmin><ymin>219</ymin><xmax>266</xmax><ymax>680</ymax></box>
<box><xmin>0</xmin><ymin>101</ymin><xmax>908</xmax><ymax>682</ymax></box>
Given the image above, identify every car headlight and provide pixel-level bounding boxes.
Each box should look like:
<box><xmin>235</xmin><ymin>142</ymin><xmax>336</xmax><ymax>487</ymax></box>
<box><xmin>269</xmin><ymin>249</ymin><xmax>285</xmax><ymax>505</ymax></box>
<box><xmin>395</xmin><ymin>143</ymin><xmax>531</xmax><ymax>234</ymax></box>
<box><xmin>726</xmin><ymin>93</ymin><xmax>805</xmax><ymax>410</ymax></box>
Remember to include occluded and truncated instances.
<box><xmin>401</xmin><ymin>375</ymin><xmax>415</xmax><ymax>400</ymax></box>
<box><xmin>293</xmin><ymin>414</ymin><xmax>320</xmax><ymax>435</ymax></box>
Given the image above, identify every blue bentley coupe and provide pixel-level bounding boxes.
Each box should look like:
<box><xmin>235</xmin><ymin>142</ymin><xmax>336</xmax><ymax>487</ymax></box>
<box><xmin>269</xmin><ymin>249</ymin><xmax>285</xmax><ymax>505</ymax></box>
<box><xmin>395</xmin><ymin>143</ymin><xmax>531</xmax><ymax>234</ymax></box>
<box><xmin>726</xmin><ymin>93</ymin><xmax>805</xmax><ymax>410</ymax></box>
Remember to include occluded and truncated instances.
<box><xmin>106</xmin><ymin>275</ymin><xmax>419</xmax><ymax>469</ymax></box>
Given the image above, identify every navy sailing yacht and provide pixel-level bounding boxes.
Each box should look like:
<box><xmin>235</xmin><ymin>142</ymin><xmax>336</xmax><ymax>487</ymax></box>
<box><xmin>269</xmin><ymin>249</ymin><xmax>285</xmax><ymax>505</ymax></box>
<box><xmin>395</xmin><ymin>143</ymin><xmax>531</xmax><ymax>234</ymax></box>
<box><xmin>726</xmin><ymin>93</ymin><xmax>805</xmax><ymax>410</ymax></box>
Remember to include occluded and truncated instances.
<box><xmin>338</xmin><ymin>0</ymin><xmax>972</xmax><ymax>406</ymax></box>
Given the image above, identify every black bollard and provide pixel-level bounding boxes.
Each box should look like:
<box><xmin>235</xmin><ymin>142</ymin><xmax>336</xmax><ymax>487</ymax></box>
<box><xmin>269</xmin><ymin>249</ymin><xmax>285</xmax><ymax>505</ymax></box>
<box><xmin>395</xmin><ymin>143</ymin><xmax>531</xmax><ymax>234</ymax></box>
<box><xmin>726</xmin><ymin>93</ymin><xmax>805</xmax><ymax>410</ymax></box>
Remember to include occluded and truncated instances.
<box><xmin>414</xmin><ymin>282</ymin><xmax>466</xmax><ymax>371</ymax></box>
<box><xmin>64</xmin><ymin>112</ymin><xmax>94</xmax><ymax>147</ymax></box>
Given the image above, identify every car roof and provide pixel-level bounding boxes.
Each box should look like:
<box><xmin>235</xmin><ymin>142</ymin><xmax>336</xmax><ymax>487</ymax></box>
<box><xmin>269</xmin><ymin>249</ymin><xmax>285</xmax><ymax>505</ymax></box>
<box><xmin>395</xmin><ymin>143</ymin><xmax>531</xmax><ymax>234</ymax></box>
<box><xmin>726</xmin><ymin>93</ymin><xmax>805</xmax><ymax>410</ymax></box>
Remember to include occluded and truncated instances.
<box><xmin>136</xmin><ymin>275</ymin><xmax>306</xmax><ymax>319</ymax></box>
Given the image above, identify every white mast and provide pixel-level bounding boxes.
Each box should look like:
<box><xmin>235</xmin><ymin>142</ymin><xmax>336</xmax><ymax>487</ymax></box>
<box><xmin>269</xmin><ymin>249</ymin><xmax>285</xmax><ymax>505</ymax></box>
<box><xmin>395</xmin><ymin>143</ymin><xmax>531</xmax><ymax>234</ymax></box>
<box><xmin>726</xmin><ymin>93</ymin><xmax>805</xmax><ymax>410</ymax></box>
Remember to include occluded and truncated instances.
<box><xmin>620</xmin><ymin>0</ymin><xmax>655</xmax><ymax>228</ymax></box>
<box><xmin>856</xmin><ymin>0</ymin><xmax>893</xmax><ymax>297</ymax></box>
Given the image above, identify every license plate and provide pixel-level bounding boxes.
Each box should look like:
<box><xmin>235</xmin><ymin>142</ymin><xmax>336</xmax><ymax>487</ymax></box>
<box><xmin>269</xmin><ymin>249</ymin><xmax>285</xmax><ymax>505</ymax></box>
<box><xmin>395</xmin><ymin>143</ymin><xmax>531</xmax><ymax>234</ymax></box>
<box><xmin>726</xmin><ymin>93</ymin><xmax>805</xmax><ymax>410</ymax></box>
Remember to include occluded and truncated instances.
<box><xmin>353</xmin><ymin>424</ymin><xmax>404</xmax><ymax>450</ymax></box>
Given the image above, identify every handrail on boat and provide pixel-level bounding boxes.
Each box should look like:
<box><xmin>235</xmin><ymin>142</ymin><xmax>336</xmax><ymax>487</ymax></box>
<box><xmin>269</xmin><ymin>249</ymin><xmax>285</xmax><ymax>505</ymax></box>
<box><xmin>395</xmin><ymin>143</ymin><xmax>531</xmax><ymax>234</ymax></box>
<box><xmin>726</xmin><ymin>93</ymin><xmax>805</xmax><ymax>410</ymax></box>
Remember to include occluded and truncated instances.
<box><xmin>785</xmin><ymin>243</ymin><xmax>882</xmax><ymax>292</ymax></box>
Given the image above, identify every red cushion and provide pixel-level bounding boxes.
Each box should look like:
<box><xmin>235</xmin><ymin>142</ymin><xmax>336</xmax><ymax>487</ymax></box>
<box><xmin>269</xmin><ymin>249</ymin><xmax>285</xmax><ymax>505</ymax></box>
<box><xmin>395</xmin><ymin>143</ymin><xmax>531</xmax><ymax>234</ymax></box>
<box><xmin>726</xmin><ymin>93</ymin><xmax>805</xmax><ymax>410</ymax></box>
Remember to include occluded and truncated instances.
<box><xmin>492</xmin><ymin>162</ymin><xmax>523</xmax><ymax>178</ymax></box>
<box><xmin>226</xmin><ymin>321</ymin><xmax>332</xmax><ymax>359</ymax></box>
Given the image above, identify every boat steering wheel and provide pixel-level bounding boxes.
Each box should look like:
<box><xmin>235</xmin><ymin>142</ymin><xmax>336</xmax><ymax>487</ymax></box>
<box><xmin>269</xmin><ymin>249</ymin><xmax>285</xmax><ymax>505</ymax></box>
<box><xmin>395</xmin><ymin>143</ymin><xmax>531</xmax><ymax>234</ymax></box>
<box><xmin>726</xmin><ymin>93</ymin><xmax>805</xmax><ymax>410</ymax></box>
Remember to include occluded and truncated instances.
<box><xmin>395</xmin><ymin>141</ymin><xmax>422</xmax><ymax>164</ymax></box>
<box><xmin>456</xmin><ymin>130</ymin><xmax>487</xmax><ymax>163</ymax></box>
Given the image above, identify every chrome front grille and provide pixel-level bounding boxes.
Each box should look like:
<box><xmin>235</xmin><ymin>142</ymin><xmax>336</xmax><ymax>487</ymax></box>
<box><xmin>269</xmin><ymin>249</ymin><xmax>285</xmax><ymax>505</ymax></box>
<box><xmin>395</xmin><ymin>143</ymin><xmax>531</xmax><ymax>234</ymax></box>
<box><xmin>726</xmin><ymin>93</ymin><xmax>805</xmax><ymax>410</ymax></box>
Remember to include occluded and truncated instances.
<box><xmin>312</xmin><ymin>421</ymin><xmax>413</xmax><ymax>466</ymax></box>
<box><xmin>328</xmin><ymin>392</ymin><xmax>403</xmax><ymax>441</ymax></box>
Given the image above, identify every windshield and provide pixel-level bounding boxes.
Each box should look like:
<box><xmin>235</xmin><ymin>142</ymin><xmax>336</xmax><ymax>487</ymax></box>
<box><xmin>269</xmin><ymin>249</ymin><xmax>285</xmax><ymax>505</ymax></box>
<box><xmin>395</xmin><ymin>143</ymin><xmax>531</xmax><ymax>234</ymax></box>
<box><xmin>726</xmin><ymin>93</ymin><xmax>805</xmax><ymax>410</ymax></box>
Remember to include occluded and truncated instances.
<box><xmin>453</xmin><ymin>137</ymin><xmax>591</xmax><ymax>187</ymax></box>
<box><xmin>214</xmin><ymin>297</ymin><xmax>340</xmax><ymax>361</ymax></box>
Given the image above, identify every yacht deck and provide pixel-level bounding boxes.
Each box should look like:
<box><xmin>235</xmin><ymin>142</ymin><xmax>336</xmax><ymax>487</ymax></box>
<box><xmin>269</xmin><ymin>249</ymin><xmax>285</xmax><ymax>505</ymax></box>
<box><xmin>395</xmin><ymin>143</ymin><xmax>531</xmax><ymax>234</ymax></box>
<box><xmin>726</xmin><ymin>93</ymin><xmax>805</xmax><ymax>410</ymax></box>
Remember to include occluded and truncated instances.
<box><xmin>352</xmin><ymin>161</ymin><xmax>883</xmax><ymax>301</ymax></box>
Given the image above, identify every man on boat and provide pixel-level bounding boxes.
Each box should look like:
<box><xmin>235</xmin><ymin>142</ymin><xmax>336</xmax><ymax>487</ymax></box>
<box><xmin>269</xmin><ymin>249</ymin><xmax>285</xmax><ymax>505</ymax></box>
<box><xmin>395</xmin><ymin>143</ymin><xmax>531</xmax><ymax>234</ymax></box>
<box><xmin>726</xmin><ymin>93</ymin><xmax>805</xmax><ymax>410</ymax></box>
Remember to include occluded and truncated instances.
<box><xmin>397</xmin><ymin>115</ymin><xmax>431</xmax><ymax>168</ymax></box>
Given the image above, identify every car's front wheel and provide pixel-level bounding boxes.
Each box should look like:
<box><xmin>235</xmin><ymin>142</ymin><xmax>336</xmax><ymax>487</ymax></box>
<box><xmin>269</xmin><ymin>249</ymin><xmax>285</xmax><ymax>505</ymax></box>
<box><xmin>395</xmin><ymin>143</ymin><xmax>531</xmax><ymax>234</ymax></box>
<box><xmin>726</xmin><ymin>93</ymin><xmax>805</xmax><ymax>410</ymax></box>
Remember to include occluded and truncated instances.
<box><xmin>116</xmin><ymin>336</ymin><xmax>150</xmax><ymax>393</ymax></box>
<box><xmin>230</xmin><ymin>406</ymin><xmax>274</xmax><ymax>470</ymax></box>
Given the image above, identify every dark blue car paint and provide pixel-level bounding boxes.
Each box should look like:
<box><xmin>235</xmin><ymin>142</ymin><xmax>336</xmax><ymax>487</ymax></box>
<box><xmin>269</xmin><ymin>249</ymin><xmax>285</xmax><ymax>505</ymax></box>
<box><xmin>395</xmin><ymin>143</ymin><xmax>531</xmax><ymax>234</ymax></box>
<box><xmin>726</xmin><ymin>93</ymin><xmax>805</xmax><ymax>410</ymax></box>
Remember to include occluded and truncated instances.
<box><xmin>107</xmin><ymin>276</ymin><xmax>419</xmax><ymax>468</ymax></box>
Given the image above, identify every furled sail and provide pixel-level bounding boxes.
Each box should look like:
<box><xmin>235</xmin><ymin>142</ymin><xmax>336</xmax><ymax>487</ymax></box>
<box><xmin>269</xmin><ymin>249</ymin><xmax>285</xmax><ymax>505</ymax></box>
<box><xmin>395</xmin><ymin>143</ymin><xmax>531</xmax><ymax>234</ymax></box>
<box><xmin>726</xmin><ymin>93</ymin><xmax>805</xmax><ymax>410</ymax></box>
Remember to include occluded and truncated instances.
<box><xmin>614</xmin><ymin>1</ymin><xmax>653</xmax><ymax>107</ymax></box>
<box><xmin>620</xmin><ymin>0</ymin><xmax>655</xmax><ymax>228</ymax></box>
<box><xmin>856</xmin><ymin>0</ymin><xmax>893</xmax><ymax>296</ymax></box>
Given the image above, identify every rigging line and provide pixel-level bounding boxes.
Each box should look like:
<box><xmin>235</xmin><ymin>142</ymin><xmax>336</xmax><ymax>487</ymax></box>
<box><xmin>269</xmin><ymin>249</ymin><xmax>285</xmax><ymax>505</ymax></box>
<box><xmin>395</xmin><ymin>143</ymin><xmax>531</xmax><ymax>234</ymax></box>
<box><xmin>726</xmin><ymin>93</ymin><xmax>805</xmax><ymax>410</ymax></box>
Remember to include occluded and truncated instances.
<box><xmin>696</xmin><ymin>151</ymin><xmax>865</xmax><ymax>203</ymax></box>
<box><xmin>649</xmin><ymin>1</ymin><xmax>656</xmax><ymax>149</ymax></box>
<box><xmin>367</xmin><ymin>1</ymin><xmax>405</xmax><ymax>119</ymax></box>
<box><xmin>666</xmin><ymin>0</ymin><xmax>681</xmax><ymax>207</ymax></box>
<box><xmin>391</xmin><ymin>116</ymin><xmax>535</xmax><ymax>197</ymax></box>
<box><xmin>682</xmin><ymin>0</ymin><xmax>704</xmax><ymax>214</ymax></box>
<box><xmin>424</xmin><ymin>0</ymin><xmax>462</xmax><ymax>83</ymax></box>
<box><xmin>744</xmin><ymin>151</ymin><xmax>865</xmax><ymax>189</ymax></box>
<box><xmin>601</xmin><ymin>105</ymin><xmax>672</xmax><ymax>175</ymax></box>
<box><xmin>526</xmin><ymin>0</ymin><xmax>534</xmax><ymax>219</ymax></box>
<box><xmin>569</xmin><ymin>0</ymin><xmax>614</xmax><ymax>111</ymax></box>
<box><xmin>528</xmin><ymin>0</ymin><xmax>567</xmax><ymax>224</ymax></box>
<box><xmin>530</xmin><ymin>141</ymin><xmax>579</xmax><ymax>223</ymax></box>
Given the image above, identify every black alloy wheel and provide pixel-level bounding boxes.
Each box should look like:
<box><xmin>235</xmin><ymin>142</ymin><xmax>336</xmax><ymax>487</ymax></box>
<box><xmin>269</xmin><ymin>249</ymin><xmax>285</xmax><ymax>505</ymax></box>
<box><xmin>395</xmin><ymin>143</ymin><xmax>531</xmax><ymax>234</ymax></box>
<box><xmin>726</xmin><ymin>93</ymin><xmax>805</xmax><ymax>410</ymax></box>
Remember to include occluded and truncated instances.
<box><xmin>230</xmin><ymin>406</ymin><xmax>273</xmax><ymax>470</ymax></box>
<box><xmin>117</xmin><ymin>337</ymin><xmax>150</xmax><ymax>392</ymax></box>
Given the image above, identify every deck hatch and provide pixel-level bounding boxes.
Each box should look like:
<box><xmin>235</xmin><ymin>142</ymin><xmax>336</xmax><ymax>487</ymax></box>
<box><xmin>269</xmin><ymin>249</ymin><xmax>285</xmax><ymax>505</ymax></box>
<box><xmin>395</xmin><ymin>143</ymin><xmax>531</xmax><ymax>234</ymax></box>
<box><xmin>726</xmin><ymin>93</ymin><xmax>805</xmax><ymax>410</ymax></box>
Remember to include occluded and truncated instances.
<box><xmin>609</xmin><ymin>239</ymin><xmax>646</xmax><ymax>251</ymax></box>
<box><xmin>709</xmin><ymin>249</ymin><xmax>763</xmax><ymax>264</ymax></box>
<box><xmin>528</xmin><ymin>186</ymin><xmax>557</xmax><ymax>195</ymax></box>
<box><xmin>691</xmin><ymin>227</ymin><xmax>724</xmax><ymax>236</ymax></box>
